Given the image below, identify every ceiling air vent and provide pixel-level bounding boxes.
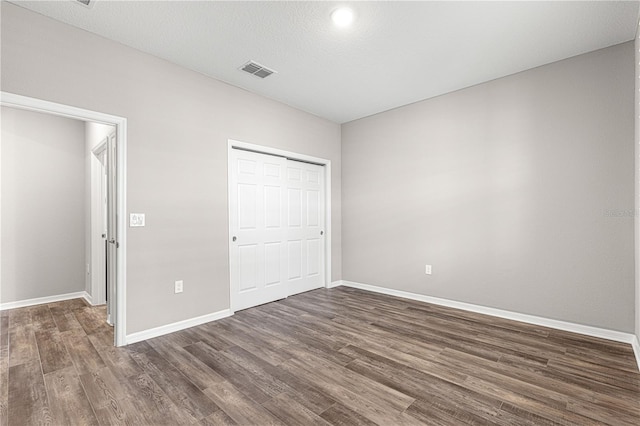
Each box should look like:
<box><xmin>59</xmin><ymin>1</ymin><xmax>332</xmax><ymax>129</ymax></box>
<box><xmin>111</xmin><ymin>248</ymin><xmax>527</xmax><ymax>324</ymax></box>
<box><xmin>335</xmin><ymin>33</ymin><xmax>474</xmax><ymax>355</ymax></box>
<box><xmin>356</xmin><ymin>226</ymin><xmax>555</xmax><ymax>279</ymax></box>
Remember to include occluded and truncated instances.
<box><xmin>240</xmin><ymin>61</ymin><xmax>276</xmax><ymax>79</ymax></box>
<box><xmin>75</xmin><ymin>0</ymin><xmax>95</xmax><ymax>7</ymax></box>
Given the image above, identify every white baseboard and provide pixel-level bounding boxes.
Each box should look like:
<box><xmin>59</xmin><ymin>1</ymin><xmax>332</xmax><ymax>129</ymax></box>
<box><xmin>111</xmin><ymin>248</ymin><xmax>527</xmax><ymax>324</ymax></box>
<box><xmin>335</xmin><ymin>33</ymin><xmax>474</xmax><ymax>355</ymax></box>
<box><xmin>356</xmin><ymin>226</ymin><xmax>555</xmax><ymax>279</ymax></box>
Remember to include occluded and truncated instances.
<box><xmin>632</xmin><ymin>336</ymin><xmax>640</xmax><ymax>372</ymax></box>
<box><xmin>126</xmin><ymin>309</ymin><xmax>232</xmax><ymax>345</ymax></box>
<box><xmin>0</xmin><ymin>291</ymin><xmax>91</xmax><ymax>311</ymax></box>
<box><xmin>83</xmin><ymin>292</ymin><xmax>94</xmax><ymax>306</ymax></box>
<box><xmin>327</xmin><ymin>280</ymin><xmax>344</xmax><ymax>289</ymax></box>
<box><xmin>335</xmin><ymin>280</ymin><xmax>637</xmax><ymax>346</ymax></box>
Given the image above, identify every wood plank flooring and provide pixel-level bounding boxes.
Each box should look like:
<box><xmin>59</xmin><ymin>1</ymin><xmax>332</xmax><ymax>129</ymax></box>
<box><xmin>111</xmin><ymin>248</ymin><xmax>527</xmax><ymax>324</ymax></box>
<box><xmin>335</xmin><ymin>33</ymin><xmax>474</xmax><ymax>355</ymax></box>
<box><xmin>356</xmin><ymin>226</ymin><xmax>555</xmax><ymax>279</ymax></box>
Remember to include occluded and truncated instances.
<box><xmin>2</xmin><ymin>287</ymin><xmax>639</xmax><ymax>425</ymax></box>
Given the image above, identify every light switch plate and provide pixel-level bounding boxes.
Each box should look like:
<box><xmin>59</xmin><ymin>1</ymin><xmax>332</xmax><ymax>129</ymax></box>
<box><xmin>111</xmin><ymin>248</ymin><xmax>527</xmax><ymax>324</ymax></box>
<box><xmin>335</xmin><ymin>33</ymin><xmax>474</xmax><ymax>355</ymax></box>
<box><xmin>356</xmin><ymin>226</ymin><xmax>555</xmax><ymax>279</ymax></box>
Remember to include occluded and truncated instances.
<box><xmin>130</xmin><ymin>213</ymin><xmax>145</xmax><ymax>227</ymax></box>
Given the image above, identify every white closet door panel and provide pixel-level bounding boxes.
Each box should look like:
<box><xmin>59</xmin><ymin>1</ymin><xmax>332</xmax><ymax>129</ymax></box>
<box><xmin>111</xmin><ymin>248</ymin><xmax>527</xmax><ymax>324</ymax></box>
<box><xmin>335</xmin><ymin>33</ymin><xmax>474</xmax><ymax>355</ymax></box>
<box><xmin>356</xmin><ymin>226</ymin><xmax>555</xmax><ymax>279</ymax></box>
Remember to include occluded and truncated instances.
<box><xmin>307</xmin><ymin>169</ymin><xmax>320</xmax><ymax>184</ymax></box>
<box><xmin>230</xmin><ymin>149</ymin><xmax>287</xmax><ymax>311</ymax></box>
<box><xmin>264</xmin><ymin>162</ymin><xmax>281</xmax><ymax>178</ymax></box>
<box><xmin>238</xmin><ymin>158</ymin><xmax>256</xmax><ymax>175</ymax></box>
<box><xmin>307</xmin><ymin>238</ymin><xmax>320</xmax><ymax>276</ymax></box>
<box><xmin>287</xmin><ymin>167</ymin><xmax>301</xmax><ymax>181</ymax></box>
<box><xmin>307</xmin><ymin>190</ymin><xmax>320</xmax><ymax>226</ymax></box>
<box><xmin>264</xmin><ymin>242</ymin><xmax>282</xmax><ymax>286</ymax></box>
<box><xmin>238</xmin><ymin>184</ymin><xmax>258</xmax><ymax>229</ymax></box>
<box><xmin>287</xmin><ymin>240</ymin><xmax>302</xmax><ymax>280</ymax></box>
<box><xmin>287</xmin><ymin>162</ymin><xmax>325</xmax><ymax>296</ymax></box>
<box><xmin>287</xmin><ymin>188</ymin><xmax>302</xmax><ymax>227</ymax></box>
<box><xmin>264</xmin><ymin>186</ymin><xmax>281</xmax><ymax>229</ymax></box>
<box><xmin>238</xmin><ymin>244</ymin><xmax>258</xmax><ymax>292</ymax></box>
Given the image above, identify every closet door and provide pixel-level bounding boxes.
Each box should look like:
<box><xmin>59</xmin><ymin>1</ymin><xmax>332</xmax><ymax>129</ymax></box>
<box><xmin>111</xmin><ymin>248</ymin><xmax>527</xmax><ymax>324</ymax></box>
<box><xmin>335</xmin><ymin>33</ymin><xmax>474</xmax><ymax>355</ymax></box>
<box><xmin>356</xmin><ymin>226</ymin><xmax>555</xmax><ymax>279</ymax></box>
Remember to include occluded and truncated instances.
<box><xmin>229</xmin><ymin>149</ymin><xmax>288</xmax><ymax>311</ymax></box>
<box><xmin>286</xmin><ymin>161</ymin><xmax>325</xmax><ymax>296</ymax></box>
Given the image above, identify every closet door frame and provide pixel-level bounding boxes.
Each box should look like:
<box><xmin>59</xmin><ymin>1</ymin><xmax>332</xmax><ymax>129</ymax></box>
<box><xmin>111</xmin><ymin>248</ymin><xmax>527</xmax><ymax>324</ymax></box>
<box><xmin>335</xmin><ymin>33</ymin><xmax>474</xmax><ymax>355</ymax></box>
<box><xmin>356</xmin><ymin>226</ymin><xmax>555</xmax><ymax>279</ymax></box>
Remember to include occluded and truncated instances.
<box><xmin>227</xmin><ymin>139</ymin><xmax>332</xmax><ymax>314</ymax></box>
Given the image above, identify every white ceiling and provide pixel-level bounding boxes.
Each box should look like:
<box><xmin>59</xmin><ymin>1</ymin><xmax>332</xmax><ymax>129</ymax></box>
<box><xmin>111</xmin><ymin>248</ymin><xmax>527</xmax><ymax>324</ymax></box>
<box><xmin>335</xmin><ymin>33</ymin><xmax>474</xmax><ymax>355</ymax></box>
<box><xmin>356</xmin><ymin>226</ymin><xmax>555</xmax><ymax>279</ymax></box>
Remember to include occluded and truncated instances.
<box><xmin>10</xmin><ymin>1</ymin><xmax>640</xmax><ymax>123</ymax></box>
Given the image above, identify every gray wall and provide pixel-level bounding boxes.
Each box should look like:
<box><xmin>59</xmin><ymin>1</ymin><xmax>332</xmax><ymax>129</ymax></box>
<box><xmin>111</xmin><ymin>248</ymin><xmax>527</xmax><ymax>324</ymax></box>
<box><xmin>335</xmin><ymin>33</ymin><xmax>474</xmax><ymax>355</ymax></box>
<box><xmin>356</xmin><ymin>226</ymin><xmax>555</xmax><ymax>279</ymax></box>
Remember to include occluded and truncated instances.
<box><xmin>2</xmin><ymin>2</ymin><xmax>634</xmax><ymax>336</ymax></box>
<box><xmin>1</xmin><ymin>107</ymin><xmax>86</xmax><ymax>303</ymax></box>
<box><xmin>342</xmin><ymin>42</ymin><xmax>634</xmax><ymax>332</ymax></box>
<box><xmin>0</xmin><ymin>3</ymin><xmax>341</xmax><ymax>333</ymax></box>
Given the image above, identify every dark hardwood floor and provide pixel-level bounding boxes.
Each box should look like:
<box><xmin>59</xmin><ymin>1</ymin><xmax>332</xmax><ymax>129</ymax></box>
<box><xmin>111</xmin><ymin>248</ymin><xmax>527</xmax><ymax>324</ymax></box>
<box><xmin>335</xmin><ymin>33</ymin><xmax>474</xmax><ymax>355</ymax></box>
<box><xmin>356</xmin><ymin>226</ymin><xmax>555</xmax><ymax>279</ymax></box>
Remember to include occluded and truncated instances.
<box><xmin>1</xmin><ymin>287</ymin><xmax>639</xmax><ymax>425</ymax></box>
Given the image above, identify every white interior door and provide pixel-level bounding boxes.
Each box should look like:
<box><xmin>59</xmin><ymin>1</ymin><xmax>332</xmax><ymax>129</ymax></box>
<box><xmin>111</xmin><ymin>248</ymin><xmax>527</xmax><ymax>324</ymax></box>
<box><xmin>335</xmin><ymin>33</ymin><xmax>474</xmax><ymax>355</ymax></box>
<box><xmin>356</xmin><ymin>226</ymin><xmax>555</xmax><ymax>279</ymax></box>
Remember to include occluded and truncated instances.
<box><xmin>90</xmin><ymin>145</ymin><xmax>108</xmax><ymax>306</ymax></box>
<box><xmin>230</xmin><ymin>149</ymin><xmax>288</xmax><ymax>311</ymax></box>
<box><xmin>106</xmin><ymin>133</ymin><xmax>117</xmax><ymax>326</ymax></box>
<box><xmin>286</xmin><ymin>161</ymin><xmax>325</xmax><ymax>296</ymax></box>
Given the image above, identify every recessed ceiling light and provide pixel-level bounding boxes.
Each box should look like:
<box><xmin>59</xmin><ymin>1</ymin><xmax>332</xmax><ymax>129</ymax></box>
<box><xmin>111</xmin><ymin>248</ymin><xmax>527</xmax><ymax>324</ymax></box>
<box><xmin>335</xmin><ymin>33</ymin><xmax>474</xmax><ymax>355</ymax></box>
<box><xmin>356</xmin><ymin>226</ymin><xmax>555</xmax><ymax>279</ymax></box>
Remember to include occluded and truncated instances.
<box><xmin>331</xmin><ymin>7</ymin><xmax>354</xmax><ymax>28</ymax></box>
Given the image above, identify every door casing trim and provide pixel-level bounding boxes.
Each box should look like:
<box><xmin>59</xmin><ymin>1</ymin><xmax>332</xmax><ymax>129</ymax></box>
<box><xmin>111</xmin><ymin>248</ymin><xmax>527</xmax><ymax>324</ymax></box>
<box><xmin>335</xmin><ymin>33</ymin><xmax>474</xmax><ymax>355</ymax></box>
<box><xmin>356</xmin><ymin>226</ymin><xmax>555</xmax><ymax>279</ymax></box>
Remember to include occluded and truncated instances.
<box><xmin>1</xmin><ymin>91</ymin><xmax>128</xmax><ymax>346</ymax></box>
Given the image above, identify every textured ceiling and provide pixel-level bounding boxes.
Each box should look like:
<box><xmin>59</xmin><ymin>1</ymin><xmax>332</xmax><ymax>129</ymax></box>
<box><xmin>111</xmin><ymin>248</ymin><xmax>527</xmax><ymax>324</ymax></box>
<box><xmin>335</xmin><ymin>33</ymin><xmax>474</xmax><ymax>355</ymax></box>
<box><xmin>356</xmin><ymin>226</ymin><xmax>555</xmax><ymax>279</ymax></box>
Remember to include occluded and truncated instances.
<box><xmin>9</xmin><ymin>1</ymin><xmax>640</xmax><ymax>123</ymax></box>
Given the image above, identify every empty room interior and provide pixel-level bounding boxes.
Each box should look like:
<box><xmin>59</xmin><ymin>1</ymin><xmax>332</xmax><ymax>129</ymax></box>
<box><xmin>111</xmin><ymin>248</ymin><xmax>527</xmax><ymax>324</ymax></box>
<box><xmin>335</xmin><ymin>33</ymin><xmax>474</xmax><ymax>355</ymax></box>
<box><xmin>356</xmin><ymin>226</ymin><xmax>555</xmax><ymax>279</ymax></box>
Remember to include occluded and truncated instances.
<box><xmin>2</xmin><ymin>0</ymin><xmax>640</xmax><ymax>425</ymax></box>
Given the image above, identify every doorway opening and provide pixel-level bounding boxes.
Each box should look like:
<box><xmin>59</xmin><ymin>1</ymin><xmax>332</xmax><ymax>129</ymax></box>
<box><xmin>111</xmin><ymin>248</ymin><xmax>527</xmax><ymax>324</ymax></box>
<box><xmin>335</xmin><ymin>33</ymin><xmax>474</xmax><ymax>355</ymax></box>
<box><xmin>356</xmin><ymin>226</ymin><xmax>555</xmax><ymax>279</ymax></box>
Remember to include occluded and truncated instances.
<box><xmin>1</xmin><ymin>92</ymin><xmax>127</xmax><ymax>346</ymax></box>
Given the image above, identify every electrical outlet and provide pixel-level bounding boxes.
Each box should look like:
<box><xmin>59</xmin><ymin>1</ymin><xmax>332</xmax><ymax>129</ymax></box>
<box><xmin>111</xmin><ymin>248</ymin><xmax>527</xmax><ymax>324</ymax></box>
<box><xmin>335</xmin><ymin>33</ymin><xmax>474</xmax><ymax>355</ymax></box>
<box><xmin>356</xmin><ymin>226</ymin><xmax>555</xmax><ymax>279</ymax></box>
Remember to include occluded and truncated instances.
<box><xmin>175</xmin><ymin>280</ymin><xmax>183</xmax><ymax>294</ymax></box>
<box><xmin>425</xmin><ymin>265</ymin><xmax>432</xmax><ymax>275</ymax></box>
<box><xmin>130</xmin><ymin>213</ymin><xmax>145</xmax><ymax>227</ymax></box>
